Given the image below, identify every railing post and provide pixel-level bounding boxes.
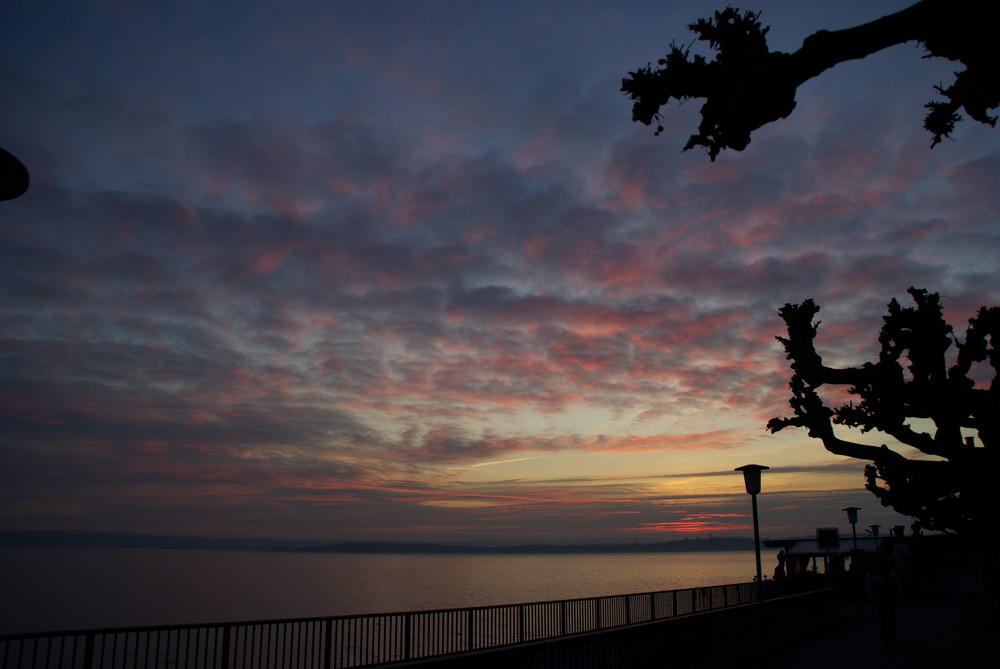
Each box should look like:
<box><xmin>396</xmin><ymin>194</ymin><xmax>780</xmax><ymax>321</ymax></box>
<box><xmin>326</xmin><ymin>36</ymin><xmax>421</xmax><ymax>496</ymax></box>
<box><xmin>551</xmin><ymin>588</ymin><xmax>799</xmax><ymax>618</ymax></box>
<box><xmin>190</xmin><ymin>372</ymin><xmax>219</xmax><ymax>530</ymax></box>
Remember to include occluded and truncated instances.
<box><xmin>673</xmin><ymin>591</ymin><xmax>679</xmax><ymax>618</ymax></box>
<box><xmin>466</xmin><ymin>610</ymin><xmax>473</xmax><ymax>652</ymax></box>
<box><xmin>518</xmin><ymin>605</ymin><xmax>525</xmax><ymax>643</ymax></box>
<box><xmin>594</xmin><ymin>598</ymin><xmax>601</xmax><ymax>631</ymax></box>
<box><xmin>219</xmin><ymin>625</ymin><xmax>231</xmax><ymax>669</ymax></box>
<box><xmin>560</xmin><ymin>601</ymin><xmax>566</xmax><ymax>636</ymax></box>
<box><xmin>82</xmin><ymin>633</ymin><xmax>95</xmax><ymax>669</ymax></box>
<box><xmin>404</xmin><ymin>613</ymin><xmax>412</xmax><ymax>661</ymax></box>
<box><xmin>650</xmin><ymin>591</ymin><xmax>656</xmax><ymax>620</ymax></box>
<box><xmin>323</xmin><ymin>620</ymin><xmax>333</xmax><ymax>669</ymax></box>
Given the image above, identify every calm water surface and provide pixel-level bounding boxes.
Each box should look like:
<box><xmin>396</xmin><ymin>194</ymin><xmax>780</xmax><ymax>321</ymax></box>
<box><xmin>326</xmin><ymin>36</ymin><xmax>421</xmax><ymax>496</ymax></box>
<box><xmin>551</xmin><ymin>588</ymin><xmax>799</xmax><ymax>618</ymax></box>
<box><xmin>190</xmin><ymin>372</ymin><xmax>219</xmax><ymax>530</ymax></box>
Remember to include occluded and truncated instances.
<box><xmin>0</xmin><ymin>547</ymin><xmax>758</xmax><ymax>635</ymax></box>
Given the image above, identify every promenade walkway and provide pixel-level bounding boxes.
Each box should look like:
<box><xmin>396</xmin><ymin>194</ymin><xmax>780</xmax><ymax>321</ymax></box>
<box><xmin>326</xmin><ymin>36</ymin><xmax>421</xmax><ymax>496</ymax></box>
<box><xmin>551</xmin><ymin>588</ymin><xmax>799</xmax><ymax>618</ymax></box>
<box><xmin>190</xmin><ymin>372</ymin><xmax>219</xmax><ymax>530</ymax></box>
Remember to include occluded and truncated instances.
<box><xmin>755</xmin><ymin>594</ymin><xmax>998</xmax><ymax>667</ymax></box>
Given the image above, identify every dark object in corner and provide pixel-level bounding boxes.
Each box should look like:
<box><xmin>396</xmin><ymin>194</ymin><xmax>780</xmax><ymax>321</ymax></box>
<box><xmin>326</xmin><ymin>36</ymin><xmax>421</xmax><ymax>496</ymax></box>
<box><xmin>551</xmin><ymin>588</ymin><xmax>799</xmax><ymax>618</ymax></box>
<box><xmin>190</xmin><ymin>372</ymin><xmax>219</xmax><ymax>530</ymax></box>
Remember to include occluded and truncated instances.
<box><xmin>1</xmin><ymin>146</ymin><xmax>29</xmax><ymax>200</ymax></box>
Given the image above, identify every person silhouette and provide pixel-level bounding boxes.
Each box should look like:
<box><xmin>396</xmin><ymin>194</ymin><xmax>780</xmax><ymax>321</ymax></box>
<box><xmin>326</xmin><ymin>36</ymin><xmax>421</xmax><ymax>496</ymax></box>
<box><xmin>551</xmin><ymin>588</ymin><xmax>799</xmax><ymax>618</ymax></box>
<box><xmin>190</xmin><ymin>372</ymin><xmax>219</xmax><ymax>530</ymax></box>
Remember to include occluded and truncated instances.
<box><xmin>865</xmin><ymin>555</ymin><xmax>902</xmax><ymax>648</ymax></box>
<box><xmin>772</xmin><ymin>550</ymin><xmax>786</xmax><ymax>581</ymax></box>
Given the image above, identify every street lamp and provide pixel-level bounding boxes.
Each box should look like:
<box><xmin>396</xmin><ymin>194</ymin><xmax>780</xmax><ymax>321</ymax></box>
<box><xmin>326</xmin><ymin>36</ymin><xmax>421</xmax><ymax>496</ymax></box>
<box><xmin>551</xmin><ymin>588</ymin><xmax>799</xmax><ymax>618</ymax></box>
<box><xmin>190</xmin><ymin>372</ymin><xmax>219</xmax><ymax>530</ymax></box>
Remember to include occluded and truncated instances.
<box><xmin>736</xmin><ymin>464</ymin><xmax>769</xmax><ymax>605</ymax></box>
<box><xmin>843</xmin><ymin>508</ymin><xmax>864</xmax><ymax>619</ymax></box>
<box><xmin>867</xmin><ymin>524</ymin><xmax>881</xmax><ymax>552</ymax></box>
<box><xmin>843</xmin><ymin>506</ymin><xmax>860</xmax><ymax>552</ymax></box>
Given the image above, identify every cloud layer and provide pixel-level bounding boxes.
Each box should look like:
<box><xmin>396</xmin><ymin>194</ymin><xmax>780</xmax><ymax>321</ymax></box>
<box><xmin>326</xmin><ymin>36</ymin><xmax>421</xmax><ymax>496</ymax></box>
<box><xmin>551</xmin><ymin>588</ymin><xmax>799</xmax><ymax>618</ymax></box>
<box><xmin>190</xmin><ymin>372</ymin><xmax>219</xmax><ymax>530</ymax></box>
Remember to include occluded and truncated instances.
<box><xmin>2</xmin><ymin>1</ymin><xmax>997</xmax><ymax>542</ymax></box>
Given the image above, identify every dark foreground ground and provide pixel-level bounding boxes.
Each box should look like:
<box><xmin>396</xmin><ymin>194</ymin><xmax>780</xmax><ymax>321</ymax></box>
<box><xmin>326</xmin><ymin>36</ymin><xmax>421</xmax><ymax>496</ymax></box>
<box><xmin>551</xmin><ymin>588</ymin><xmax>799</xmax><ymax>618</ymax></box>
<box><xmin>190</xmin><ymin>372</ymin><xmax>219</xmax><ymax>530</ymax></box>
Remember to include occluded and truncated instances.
<box><xmin>753</xmin><ymin>594</ymin><xmax>998</xmax><ymax>667</ymax></box>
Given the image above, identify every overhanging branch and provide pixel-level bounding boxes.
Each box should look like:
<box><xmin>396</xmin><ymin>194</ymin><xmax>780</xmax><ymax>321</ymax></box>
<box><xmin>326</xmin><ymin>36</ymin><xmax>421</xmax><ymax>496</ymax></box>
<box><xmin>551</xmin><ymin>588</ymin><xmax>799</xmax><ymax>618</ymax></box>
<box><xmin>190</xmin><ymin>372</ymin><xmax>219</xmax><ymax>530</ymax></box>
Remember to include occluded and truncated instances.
<box><xmin>623</xmin><ymin>0</ymin><xmax>1000</xmax><ymax>158</ymax></box>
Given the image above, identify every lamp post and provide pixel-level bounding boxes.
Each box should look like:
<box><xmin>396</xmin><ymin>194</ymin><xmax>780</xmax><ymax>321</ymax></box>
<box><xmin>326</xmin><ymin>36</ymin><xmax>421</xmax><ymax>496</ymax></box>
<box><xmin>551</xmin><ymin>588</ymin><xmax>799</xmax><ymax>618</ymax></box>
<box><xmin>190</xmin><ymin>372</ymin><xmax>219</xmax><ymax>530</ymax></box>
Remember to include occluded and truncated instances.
<box><xmin>843</xmin><ymin>508</ymin><xmax>864</xmax><ymax>620</ymax></box>
<box><xmin>868</xmin><ymin>524</ymin><xmax>881</xmax><ymax>552</ymax></box>
<box><xmin>843</xmin><ymin>506</ymin><xmax>860</xmax><ymax>552</ymax></box>
<box><xmin>736</xmin><ymin>464</ymin><xmax>769</xmax><ymax>605</ymax></box>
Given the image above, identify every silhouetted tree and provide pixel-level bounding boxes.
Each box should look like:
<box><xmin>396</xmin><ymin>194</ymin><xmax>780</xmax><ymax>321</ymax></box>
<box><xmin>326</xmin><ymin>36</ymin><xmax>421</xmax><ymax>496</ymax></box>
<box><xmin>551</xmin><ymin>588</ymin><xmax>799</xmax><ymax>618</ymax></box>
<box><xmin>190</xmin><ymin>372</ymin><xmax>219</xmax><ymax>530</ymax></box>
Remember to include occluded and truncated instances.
<box><xmin>767</xmin><ymin>288</ymin><xmax>999</xmax><ymax>535</ymax></box>
<box><xmin>622</xmin><ymin>1</ymin><xmax>1000</xmax><ymax>159</ymax></box>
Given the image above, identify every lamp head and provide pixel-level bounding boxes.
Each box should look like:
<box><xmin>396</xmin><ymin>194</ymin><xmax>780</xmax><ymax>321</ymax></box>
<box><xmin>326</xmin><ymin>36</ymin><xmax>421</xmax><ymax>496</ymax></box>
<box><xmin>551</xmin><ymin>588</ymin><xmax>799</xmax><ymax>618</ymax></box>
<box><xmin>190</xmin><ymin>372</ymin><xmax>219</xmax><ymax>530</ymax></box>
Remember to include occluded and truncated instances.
<box><xmin>735</xmin><ymin>464</ymin><xmax>769</xmax><ymax>495</ymax></box>
<box><xmin>842</xmin><ymin>506</ymin><xmax>860</xmax><ymax>524</ymax></box>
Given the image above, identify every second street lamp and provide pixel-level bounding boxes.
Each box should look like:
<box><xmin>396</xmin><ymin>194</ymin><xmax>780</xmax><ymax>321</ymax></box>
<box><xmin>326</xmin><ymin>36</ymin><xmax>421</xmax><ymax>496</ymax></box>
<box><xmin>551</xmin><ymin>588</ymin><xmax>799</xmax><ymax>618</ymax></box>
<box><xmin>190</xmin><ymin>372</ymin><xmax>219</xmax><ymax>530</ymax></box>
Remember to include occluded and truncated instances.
<box><xmin>736</xmin><ymin>464</ymin><xmax>769</xmax><ymax>605</ymax></box>
<box><xmin>868</xmin><ymin>524</ymin><xmax>881</xmax><ymax>552</ymax></box>
<box><xmin>843</xmin><ymin>506</ymin><xmax>860</xmax><ymax>552</ymax></box>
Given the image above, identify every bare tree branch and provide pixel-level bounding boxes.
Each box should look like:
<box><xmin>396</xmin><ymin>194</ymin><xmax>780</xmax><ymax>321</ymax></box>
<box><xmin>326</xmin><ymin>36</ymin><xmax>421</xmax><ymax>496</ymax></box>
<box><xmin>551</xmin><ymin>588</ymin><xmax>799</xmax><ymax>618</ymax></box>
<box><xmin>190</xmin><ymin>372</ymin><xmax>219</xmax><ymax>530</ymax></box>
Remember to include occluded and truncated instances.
<box><xmin>623</xmin><ymin>1</ymin><xmax>1000</xmax><ymax>159</ymax></box>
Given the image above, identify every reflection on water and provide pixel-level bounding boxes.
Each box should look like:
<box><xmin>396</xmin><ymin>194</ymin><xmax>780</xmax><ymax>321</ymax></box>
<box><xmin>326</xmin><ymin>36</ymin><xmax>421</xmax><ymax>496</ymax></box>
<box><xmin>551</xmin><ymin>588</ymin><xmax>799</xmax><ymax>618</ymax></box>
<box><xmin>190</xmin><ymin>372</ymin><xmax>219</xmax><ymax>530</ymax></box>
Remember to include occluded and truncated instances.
<box><xmin>0</xmin><ymin>547</ymin><xmax>756</xmax><ymax>634</ymax></box>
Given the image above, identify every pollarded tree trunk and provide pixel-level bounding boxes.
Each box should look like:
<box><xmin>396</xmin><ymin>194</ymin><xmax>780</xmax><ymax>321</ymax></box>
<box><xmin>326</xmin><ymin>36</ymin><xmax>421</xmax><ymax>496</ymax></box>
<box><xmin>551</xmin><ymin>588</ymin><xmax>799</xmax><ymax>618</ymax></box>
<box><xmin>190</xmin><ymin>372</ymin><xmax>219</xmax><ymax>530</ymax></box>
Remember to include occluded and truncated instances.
<box><xmin>767</xmin><ymin>288</ymin><xmax>999</xmax><ymax>536</ymax></box>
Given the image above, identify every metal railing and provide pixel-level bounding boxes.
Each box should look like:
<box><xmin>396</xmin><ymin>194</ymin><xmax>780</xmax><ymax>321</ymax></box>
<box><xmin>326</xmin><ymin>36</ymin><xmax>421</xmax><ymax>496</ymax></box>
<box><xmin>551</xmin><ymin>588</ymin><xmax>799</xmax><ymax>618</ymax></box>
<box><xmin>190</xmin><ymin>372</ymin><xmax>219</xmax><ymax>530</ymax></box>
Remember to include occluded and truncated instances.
<box><xmin>1</xmin><ymin>582</ymin><xmax>758</xmax><ymax>669</ymax></box>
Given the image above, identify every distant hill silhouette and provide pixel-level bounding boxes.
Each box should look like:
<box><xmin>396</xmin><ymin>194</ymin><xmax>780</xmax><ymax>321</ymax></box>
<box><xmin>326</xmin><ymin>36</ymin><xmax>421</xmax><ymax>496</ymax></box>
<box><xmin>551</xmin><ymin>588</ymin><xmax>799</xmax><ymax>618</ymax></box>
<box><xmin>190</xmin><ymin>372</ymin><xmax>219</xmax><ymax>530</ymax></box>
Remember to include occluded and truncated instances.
<box><xmin>0</xmin><ymin>530</ymin><xmax>754</xmax><ymax>554</ymax></box>
<box><xmin>0</xmin><ymin>530</ymin><xmax>288</xmax><ymax>552</ymax></box>
<box><xmin>272</xmin><ymin>537</ymin><xmax>756</xmax><ymax>554</ymax></box>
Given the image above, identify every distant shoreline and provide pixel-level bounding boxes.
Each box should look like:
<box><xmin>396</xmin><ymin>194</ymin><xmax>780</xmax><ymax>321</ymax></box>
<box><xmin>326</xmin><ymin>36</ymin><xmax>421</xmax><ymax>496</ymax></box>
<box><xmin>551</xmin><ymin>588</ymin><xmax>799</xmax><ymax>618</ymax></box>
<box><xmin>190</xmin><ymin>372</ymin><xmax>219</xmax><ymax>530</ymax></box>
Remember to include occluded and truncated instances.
<box><xmin>271</xmin><ymin>537</ymin><xmax>755</xmax><ymax>555</ymax></box>
<box><xmin>0</xmin><ymin>530</ymin><xmax>755</xmax><ymax>554</ymax></box>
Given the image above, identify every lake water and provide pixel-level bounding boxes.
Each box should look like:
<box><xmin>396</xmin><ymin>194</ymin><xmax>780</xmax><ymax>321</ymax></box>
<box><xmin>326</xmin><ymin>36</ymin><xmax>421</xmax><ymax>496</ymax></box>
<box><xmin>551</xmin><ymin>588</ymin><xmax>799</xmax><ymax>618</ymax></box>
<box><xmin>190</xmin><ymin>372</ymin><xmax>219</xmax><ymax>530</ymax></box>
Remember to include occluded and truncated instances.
<box><xmin>0</xmin><ymin>548</ymin><xmax>758</xmax><ymax>635</ymax></box>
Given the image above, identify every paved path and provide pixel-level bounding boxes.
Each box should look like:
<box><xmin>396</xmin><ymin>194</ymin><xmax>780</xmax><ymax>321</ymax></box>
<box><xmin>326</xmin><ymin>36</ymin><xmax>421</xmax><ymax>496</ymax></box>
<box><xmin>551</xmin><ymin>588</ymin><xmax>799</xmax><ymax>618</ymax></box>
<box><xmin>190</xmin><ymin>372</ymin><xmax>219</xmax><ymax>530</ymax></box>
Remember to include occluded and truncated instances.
<box><xmin>757</xmin><ymin>594</ymin><xmax>998</xmax><ymax>667</ymax></box>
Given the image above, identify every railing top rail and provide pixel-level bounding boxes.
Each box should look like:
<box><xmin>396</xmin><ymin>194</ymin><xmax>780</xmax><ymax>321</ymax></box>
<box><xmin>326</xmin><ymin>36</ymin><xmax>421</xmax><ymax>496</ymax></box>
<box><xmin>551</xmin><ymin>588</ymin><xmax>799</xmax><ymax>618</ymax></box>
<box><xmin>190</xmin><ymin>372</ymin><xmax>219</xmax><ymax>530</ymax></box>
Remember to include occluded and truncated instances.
<box><xmin>0</xmin><ymin>581</ymin><xmax>756</xmax><ymax>641</ymax></box>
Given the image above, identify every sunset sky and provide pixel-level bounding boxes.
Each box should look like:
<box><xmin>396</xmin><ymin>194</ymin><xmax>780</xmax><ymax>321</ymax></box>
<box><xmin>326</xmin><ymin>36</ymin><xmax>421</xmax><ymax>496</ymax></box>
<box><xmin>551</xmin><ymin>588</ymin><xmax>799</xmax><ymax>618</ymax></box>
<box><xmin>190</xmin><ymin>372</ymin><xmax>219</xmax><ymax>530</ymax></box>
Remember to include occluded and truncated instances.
<box><xmin>2</xmin><ymin>1</ymin><xmax>997</xmax><ymax>545</ymax></box>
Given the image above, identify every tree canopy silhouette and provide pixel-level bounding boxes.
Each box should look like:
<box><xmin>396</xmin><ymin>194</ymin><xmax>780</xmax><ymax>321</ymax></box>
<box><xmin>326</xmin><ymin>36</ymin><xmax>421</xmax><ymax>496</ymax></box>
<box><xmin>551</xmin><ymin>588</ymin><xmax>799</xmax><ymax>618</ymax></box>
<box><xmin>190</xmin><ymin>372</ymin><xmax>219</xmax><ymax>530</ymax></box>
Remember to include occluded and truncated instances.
<box><xmin>622</xmin><ymin>1</ymin><xmax>1000</xmax><ymax>159</ymax></box>
<box><xmin>767</xmin><ymin>289</ymin><xmax>999</xmax><ymax>535</ymax></box>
